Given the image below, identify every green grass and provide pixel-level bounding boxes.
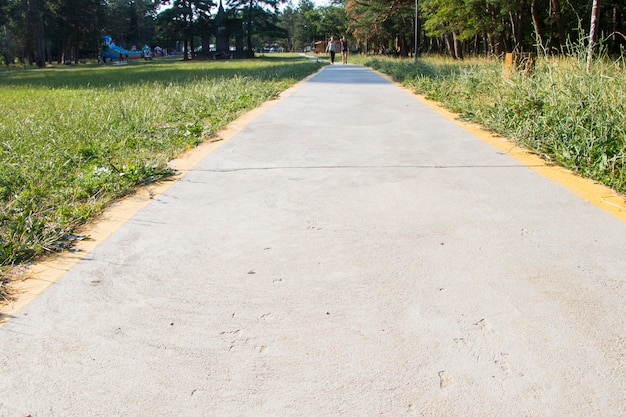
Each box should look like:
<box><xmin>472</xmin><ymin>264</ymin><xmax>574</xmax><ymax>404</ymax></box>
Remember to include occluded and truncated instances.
<box><xmin>0</xmin><ymin>55</ymin><xmax>325</xmax><ymax>296</ymax></box>
<box><xmin>364</xmin><ymin>53</ymin><xmax>626</xmax><ymax>194</ymax></box>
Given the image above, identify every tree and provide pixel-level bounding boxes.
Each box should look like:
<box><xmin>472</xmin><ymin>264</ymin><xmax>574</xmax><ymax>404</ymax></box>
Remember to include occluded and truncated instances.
<box><xmin>345</xmin><ymin>0</ymin><xmax>376</xmax><ymax>52</ymax></box>
<box><xmin>9</xmin><ymin>0</ymin><xmax>48</xmax><ymax>67</ymax></box>
<box><xmin>277</xmin><ymin>0</ymin><xmax>350</xmax><ymax>53</ymax></box>
<box><xmin>104</xmin><ymin>0</ymin><xmax>159</xmax><ymax>48</ymax></box>
<box><xmin>0</xmin><ymin>0</ymin><xmax>18</xmax><ymax>65</ymax></box>
<box><xmin>278</xmin><ymin>3</ymin><xmax>297</xmax><ymax>50</ymax></box>
<box><xmin>47</xmin><ymin>0</ymin><xmax>102</xmax><ymax>63</ymax></box>
<box><xmin>292</xmin><ymin>0</ymin><xmax>315</xmax><ymax>51</ymax></box>
<box><xmin>156</xmin><ymin>0</ymin><xmax>214</xmax><ymax>59</ymax></box>
<box><xmin>315</xmin><ymin>4</ymin><xmax>347</xmax><ymax>41</ymax></box>
<box><xmin>251</xmin><ymin>8</ymin><xmax>288</xmax><ymax>50</ymax></box>
<box><xmin>587</xmin><ymin>0</ymin><xmax>600</xmax><ymax>71</ymax></box>
<box><xmin>550</xmin><ymin>0</ymin><xmax>567</xmax><ymax>53</ymax></box>
<box><xmin>227</xmin><ymin>0</ymin><xmax>284</xmax><ymax>56</ymax></box>
<box><xmin>420</xmin><ymin>0</ymin><xmax>468</xmax><ymax>58</ymax></box>
<box><xmin>346</xmin><ymin>0</ymin><xmax>415</xmax><ymax>56</ymax></box>
<box><xmin>606</xmin><ymin>0</ymin><xmax>626</xmax><ymax>54</ymax></box>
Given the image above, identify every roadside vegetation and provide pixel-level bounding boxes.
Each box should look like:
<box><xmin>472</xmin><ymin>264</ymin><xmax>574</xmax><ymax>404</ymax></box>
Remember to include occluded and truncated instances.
<box><xmin>0</xmin><ymin>55</ymin><xmax>324</xmax><ymax>297</ymax></box>
<box><xmin>364</xmin><ymin>51</ymin><xmax>626</xmax><ymax>195</ymax></box>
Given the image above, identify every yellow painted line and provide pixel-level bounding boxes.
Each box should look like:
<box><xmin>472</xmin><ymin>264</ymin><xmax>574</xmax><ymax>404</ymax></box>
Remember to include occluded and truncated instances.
<box><xmin>0</xmin><ymin>75</ymin><xmax>311</xmax><ymax>323</ymax></box>
<box><xmin>412</xmin><ymin>89</ymin><xmax>626</xmax><ymax>222</ymax></box>
<box><xmin>373</xmin><ymin>68</ymin><xmax>626</xmax><ymax>223</ymax></box>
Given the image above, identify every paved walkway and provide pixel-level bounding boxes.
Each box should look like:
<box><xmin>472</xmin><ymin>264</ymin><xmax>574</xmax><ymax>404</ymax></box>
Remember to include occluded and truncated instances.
<box><xmin>1</xmin><ymin>64</ymin><xmax>625</xmax><ymax>417</ymax></box>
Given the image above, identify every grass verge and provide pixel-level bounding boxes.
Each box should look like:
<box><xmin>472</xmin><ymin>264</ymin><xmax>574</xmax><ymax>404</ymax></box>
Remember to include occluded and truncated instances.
<box><xmin>0</xmin><ymin>55</ymin><xmax>325</xmax><ymax>299</ymax></box>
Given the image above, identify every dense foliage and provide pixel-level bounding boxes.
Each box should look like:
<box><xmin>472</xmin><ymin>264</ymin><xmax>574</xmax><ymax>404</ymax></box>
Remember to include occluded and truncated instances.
<box><xmin>1</xmin><ymin>0</ymin><xmax>624</xmax><ymax>66</ymax></box>
<box><xmin>345</xmin><ymin>0</ymin><xmax>625</xmax><ymax>58</ymax></box>
<box><xmin>0</xmin><ymin>0</ymin><xmax>159</xmax><ymax>66</ymax></box>
<box><xmin>0</xmin><ymin>0</ymin><xmax>292</xmax><ymax>66</ymax></box>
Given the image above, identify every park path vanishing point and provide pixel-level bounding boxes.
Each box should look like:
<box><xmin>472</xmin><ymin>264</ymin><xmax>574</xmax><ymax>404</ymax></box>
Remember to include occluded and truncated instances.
<box><xmin>1</xmin><ymin>64</ymin><xmax>625</xmax><ymax>417</ymax></box>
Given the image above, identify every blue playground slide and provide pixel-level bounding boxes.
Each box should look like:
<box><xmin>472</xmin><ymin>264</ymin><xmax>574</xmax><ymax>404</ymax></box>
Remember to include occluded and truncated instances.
<box><xmin>101</xmin><ymin>36</ymin><xmax>150</xmax><ymax>61</ymax></box>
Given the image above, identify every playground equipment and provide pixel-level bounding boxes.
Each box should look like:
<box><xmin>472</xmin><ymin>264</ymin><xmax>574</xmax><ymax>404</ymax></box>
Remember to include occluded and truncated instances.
<box><xmin>101</xmin><ymin>36</ymin><xmax>150</xmax><ymax>62</ymax></box>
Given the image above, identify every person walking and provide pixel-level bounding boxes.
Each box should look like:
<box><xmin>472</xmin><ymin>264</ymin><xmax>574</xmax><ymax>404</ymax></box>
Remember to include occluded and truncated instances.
<box><xmin>326</xmin><ymin>36</ymin><xmax>336</xmax><ymax>64</ymax></box>
<box><xmin>340</xmin><ymin>36</ymin><xmax>349</xmax><ymax>64</ymax></box>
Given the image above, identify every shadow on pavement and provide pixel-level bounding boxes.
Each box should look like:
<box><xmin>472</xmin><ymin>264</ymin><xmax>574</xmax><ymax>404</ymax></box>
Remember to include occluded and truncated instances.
<box><xmin>308</xmin><ymin>65</ymin><xmax>391</xmax><ymax>84</ymax></box>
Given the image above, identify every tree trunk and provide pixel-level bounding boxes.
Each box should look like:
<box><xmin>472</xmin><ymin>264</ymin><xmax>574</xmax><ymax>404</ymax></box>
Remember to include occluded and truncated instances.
<box><xmin>74</xmin><ymin>32</ymin><xmax>81</xmax><ymax>64</ymax></box>
<box><xmin>502</xmin><ymin>16</ymin><xmax>512</xmax><ymax>53</ymax></box>
<box><xmin>551</xmin><ymin>0</ymin><xmax>566</xmax><ymax>54</ymax></box>
<box><xmin>586</xmin><ymin>0</ymin><xmax>600</xmax><ymax>72</ymax></box>
<box><xmin>444</xmin><ymin>34</ymin><xmax>454</xmax><ymax>58</ymax></box>
<box><xmin>531</xmin><ymin>0</ymin><xmax>543</xmax><ymax>55</ymax></box>
<box><xmin>183</xmin><ymin>0</ymin><xmax>191</xmax><ymax>60</ymax></box>
<box><xmin>486</xmin><ymin>3</ymin><xmax>502</xmax><ymax>56</ymax></box>
<box><xmin>61</xmin><ymin>35</ymin><xmax>75</xmax><ymax>64</ymax></box>
<box><xmin>397</xmin><ymin>34</ymin><xmax>409</xmax><ymax>57</ymax></box>
<box><xmin>609</xmin><ymin>6</ymin><xmax>625</xmax><ymax>54</ymax></box>
<box><xmin>486</xmin><ymin>31</ymin><xmax>496</xmax><ymax>57</ymax></box>
<box><xmin>452</xmin><ymin>31</ymin><xmax>463</xmax><ymax>59</ymax></box>
<box><xmin>247</xmin><ymin>0</ymin><xmax>254</xmax><ymax>56</ymax></box>
<box><xmin>610</xmin><ymin>6</ymin><xmax>616</xmax><ymax>52</ymax></box>
<box><xmin>509</xmin><ymin>2</ymin><xmax>525</xmax><ymax>53</ymax></box>
<box><xmin>33</xmin><ymin>19</ymin><xmax>45</xmax><ymax>67</ymax></box>
<box><xmin>28</xmin><ymin>0</ymin><xmax>46</xmax><ymax>68</ymax></box>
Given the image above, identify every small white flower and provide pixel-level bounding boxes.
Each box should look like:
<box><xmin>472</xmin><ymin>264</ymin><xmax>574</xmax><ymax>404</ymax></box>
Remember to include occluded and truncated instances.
<box><xmin>93</xmin><ymin>166</ymin><xmax>111</xmax><ymax>175</ymax></box>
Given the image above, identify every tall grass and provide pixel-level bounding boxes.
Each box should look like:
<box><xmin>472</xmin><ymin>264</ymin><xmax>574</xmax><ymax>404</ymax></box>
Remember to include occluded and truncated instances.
<box><xmin>0</xmin><ymin>55</ymin><xmax>324</xmax><ymax>295</ymax></box>
<box><xmin>365</xmin><ymin>53</ymin><xmax>626</xmax><ymax>194</ymax></box>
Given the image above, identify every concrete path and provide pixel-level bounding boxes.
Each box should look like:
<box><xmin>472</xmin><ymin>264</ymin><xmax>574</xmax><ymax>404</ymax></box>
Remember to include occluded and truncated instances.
<box><xmin>1</xmin><ymin>64</ymin><xmax>625</xmax><ymax>417</ymax></box>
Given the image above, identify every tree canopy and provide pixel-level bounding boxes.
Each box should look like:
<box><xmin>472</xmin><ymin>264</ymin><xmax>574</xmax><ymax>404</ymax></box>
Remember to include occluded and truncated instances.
<box><xmin>1</xmin><ymin>0</ymin><xmax>161</xmax><ymax>66</ymax></box>
<box><xmin>0</xmin><ymin>0</ymin><xmax>623</xmax><ymax>65</ymax></box>
<box><xmin>343</xmin><ymin>0</ymin><xmax>624</xmax><ymax>58</ymax></box>
<box><xmin>0</xmin><ymin>0</ymin><xmax>287</xmax><ymax>65</ymax></box>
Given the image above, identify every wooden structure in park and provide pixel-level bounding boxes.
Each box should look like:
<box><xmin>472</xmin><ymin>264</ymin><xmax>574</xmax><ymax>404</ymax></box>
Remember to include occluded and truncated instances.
<box><xmin>504</xmin><ymin>52</ymin><xmax>536</xmax><ymax>76</ymax></box>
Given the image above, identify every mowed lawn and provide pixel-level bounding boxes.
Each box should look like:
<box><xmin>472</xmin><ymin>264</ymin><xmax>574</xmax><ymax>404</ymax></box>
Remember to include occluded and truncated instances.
<box><xmin>0</xmin><ymin>55</ymin><xmax>325</xmax><ymax>293</ymax></box>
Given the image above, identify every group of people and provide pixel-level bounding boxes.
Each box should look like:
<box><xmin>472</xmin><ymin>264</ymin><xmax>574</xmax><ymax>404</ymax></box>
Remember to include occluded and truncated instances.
<box><xmin>326</xmin><ymin>36</ymin><xmax>348</xmax><ymax>64</ymax></box>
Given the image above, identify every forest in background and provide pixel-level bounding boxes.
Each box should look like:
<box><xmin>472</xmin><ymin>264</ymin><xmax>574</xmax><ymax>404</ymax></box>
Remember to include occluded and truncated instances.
<box><xmin>0</xmin><ymin>0</ymin><xmax>624</xmax><ymax>67</ymax></box>
<box><xmin>347</xmin><ymin>0</ymin><xmax>624</xmax><ymax>59</ymax></box>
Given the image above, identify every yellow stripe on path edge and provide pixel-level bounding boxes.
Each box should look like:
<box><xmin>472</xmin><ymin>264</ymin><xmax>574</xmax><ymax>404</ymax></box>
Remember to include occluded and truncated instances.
<box><xmin>403</xmin><ymin>85</ymin><xmax>626</xmax><ymax>223</ymax></box>
<box><xmin>372</xmin><ymin>68</ymin><xmax>626</xmax><ymax>223</ymax></box>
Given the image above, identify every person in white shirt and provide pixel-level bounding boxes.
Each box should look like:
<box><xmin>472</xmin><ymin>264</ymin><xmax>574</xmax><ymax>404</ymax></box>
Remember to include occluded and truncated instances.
<box><xmin>326</xmin><ymin>36</ymin><xmax>336</xmax><ymax>64</ymax></box>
